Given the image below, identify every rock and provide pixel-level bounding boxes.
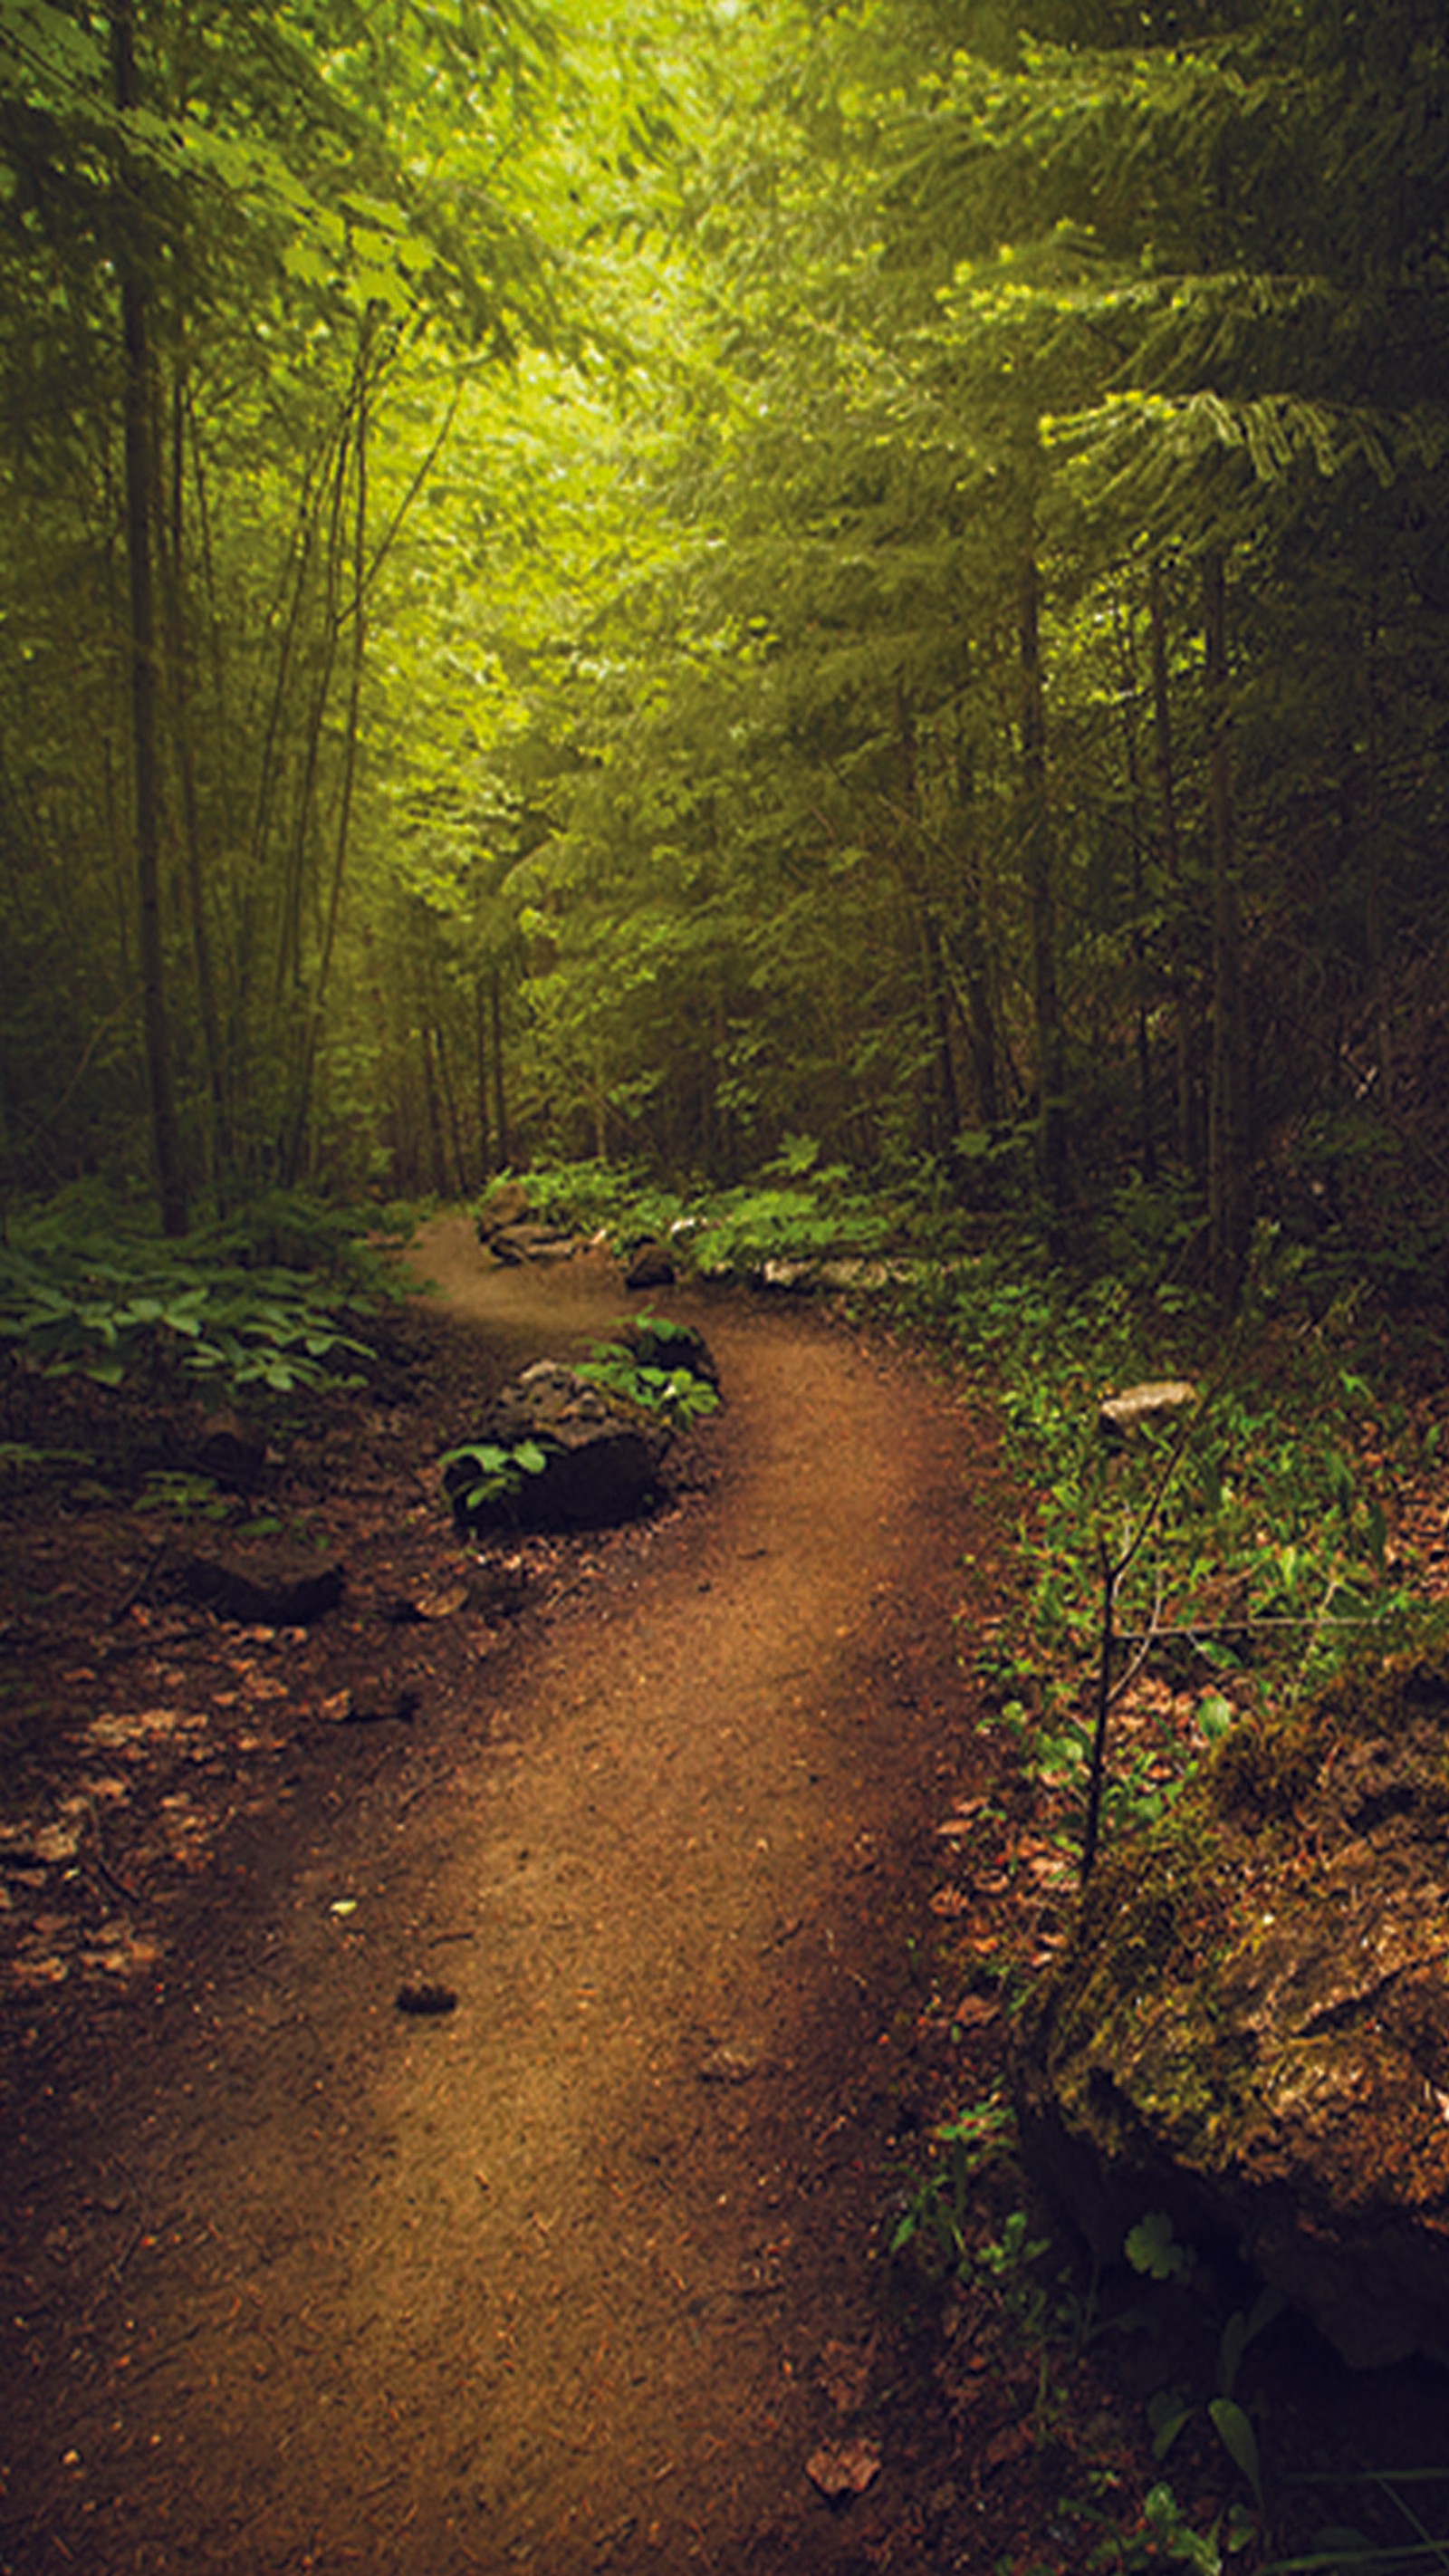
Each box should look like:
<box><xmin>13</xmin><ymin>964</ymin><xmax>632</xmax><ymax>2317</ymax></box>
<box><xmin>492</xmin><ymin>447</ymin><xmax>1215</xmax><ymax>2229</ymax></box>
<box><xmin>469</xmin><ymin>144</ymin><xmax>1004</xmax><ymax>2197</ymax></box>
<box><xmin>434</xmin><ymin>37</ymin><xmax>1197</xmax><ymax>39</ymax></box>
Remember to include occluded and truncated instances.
<box><xmin>445</xmin><ymin>1360</ymin><xmax>671</xmax><ymax>1534</ymax></box>
<box><xmin>624</xmin><ymin>1237</ymin><xmax>675</xmax><ymax>1290</ymax></box>
<box><xmin>1097</xmin><ymin>1379</ymin><xmax>1198</xmax><ymax>1444</ymax></box>
<box><xmin>190</xmin><ymin>1412</ymin><xmax>268</xmax><ymax>1493</ymax></box>
<box><xmin>476</xmin><ymin>1180</ymin><xmax>531</xmax><ymax>1240</ymax></box>
<box><xmin>487</xmin><ymin>1221</ymin><xmax>578</xmax><ymax>1266</ymax></box>
<box><xmin>1013</xmin><ymin>1648</ymin><xmax>1449</xmax><ymax>2368</ymax></box>
<box><xmin>805</xmin><ymin>2437</ymin><xmax>881</xmax><ymax>2501</ymax></box>
<box><xmin>758</xmin><ymin>1256</ymin><xmax>916</xmax><ymax>1293</ymax></box>
<box><xmin>173</xmin><ymin>1556</ymin><xmax>345</xmax><ymax>1627</ymax></box>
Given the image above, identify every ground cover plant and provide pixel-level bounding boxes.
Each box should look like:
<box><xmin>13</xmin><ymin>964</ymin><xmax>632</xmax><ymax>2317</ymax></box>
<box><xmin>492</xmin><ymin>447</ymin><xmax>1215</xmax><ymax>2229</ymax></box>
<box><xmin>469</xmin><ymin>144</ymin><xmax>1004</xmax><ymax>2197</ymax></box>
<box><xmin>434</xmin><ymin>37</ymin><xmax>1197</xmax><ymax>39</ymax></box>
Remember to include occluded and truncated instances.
<box><xmin>885</xmin><ymin>1233</ymin><xmax>1449</xmax><ymax>2573</ymax></box>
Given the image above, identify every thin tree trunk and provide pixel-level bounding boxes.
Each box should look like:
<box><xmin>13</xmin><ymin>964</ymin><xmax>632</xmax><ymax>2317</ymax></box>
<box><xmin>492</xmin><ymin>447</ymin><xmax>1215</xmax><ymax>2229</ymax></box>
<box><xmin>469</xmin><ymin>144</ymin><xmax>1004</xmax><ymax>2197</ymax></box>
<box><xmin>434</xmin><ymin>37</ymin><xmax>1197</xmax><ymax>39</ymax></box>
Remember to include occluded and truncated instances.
<box><xmin>1111</xmin><ymin>585</ymin><xmax>1156</xmax><ymax>1182</ymax></box>
<box><xmin>474</xmin><ymin>973</ymin><xmax>492</xmax><ymax>1179</ymax></box>
<box><xmin>1149</xmin><ymin>558</ymin><xmax>1201</xmax><ymax>1175</ymax></box>
<box><xmin>419</xmin><ymin>1024</ymin><xmax>447</xmax><ymax>1195</ymax></box>
<box><xmin>1204</xmin><ymin>550</ymin><xmax>1252</xmax><ymax>1307</ymax></box>
<box><xmin>281</xmin><ymin>332</ymin><xmax>374</xmax><ymax>1185</ymax></box>
<box><xmin>950</xmin><ymin>668</ymin><xmax>1003</xmax><ymax>1132</ymax></box>
<box><xmin>1363</xmin><ymin>590</ymin><xmax>1392</xmax><ymax>1109</ymax></box>
<box><xmin>1019</xmin><ymin>542</ymin><xmax>1067</xmax><ymax>1239</ymax></box>
<box><xmin>490</xmin><ymin>963</ymin><xmax>509</xmax><ymax>1169</ymax></box>
<box><xmin>160</xmin><ymin>353</ymin><xmax>232</xmax><ymax>1192</ymax></box>
<box><xmin>110</xmin><ymin>0</ymin><xmax>186</xmax><ymax>1235</ymax></box>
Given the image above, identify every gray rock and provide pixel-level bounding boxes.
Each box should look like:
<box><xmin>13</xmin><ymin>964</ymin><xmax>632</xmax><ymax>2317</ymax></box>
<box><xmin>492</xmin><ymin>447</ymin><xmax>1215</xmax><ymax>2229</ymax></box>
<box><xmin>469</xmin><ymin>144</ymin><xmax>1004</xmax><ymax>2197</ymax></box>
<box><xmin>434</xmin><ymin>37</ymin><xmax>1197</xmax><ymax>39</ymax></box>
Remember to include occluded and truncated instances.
<box><xmin>1014</xmin><ymin>1649</ymin><xmax>1449</xmax><ymax>2368</ymax></box>
<box><xmin>446</xmin><ymin>1360</ymin><xmax>671</xmax><ymax>1534</ymax></box>
<box><xmin>487</xmin><ymin>1222</ymin><xmax>577</xmax><ymax>1265</ymax></box>
<box><xmin>1098</xmin><ymin>1379</ymin><xmax>1198</xmax><ymax>1444</ymax></box>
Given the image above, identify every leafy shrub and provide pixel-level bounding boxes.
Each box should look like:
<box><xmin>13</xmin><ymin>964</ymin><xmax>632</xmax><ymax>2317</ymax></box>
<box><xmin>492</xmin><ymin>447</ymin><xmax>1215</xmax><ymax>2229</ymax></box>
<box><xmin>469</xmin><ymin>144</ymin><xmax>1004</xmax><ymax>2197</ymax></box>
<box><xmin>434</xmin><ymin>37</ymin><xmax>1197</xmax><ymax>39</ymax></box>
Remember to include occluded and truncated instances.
<box><xmin>0</xmin><ymin>1189</ymin><xmax>383</xmax><ymax>1399</ymax></box>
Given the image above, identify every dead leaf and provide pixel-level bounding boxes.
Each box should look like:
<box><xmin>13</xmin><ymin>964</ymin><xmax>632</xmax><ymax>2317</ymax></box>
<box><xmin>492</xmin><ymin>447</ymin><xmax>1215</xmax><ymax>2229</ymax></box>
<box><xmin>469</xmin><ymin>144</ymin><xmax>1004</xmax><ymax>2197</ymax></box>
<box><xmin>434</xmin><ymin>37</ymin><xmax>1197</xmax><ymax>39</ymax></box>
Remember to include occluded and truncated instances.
<box><xmin>950</xmin><ymin>1994</ymin><xmax>998</xmax><ymax>2032</ymax></box>
<box><xmin>412</xmin><ymin>1583</ymin><xmax>469</xmax><ymax>1621</ymax></box>
<box><xmin>806</xmin><ymin>2437</ymin><xmax>881</xmax><ymax>2500</ymax></box>
<box><xmin>982</xmin><ymin>2422</ymin><xmax>1034</xmax><ymax>2472</ymax></box>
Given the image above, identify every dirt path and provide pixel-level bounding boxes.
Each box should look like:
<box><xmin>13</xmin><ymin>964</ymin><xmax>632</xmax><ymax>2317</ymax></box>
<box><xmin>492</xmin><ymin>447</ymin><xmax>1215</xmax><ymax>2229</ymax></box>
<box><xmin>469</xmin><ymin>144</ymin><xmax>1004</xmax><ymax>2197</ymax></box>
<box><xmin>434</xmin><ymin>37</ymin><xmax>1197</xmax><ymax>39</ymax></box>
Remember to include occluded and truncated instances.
<box><xmin>2</xmin><ymin>1225</ymin><xmax>1005</xmax><ymax>2575</ymax></box>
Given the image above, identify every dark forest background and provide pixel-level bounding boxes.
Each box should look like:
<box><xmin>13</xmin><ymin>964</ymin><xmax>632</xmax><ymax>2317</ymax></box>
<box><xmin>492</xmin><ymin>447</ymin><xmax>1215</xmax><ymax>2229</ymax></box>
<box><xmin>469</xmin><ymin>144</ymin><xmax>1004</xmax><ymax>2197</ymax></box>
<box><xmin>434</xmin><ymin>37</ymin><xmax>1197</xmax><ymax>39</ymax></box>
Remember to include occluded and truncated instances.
<box><xmin>3</xmin><ymin>0</ymin><xmax>1446</xmax><ymax>1312</ymax></box>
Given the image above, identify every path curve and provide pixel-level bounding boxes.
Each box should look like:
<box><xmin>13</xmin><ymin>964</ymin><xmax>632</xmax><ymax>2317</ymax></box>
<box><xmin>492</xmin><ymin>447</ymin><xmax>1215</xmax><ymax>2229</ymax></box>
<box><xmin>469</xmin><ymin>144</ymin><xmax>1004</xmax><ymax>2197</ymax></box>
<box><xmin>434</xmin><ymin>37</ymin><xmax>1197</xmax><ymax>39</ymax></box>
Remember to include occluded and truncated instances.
<box><xmin>3</xmin><ymin>1224</ymin><xmax>994</xmax><ymax>2576</ymax></box>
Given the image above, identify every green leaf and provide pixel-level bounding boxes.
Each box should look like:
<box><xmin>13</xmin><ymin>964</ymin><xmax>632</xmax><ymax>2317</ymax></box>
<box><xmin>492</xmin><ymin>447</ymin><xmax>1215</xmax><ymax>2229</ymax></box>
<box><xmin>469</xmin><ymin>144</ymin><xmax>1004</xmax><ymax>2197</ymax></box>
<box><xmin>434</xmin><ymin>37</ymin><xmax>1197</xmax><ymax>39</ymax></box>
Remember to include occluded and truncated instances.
<box><xmin>1208</xmin><ymin>2398</ymin><xmax>1263</xmax><ymax>2511</ymax></box>
<box><xmin>1125</xmin><ymin>2210</ymin><xmax>1193</xmax><ymax>2283</ymax></box>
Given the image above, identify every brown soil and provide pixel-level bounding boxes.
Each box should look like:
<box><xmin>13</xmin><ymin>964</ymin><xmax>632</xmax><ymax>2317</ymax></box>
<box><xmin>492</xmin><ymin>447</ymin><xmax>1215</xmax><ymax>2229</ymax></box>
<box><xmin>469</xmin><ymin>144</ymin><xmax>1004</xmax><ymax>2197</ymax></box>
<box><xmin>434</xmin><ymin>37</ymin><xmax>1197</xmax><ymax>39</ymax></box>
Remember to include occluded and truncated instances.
<box><xmin>0</xmin><ymin>1220</ymin><xmax>1020</xmax><ymax>2575</ymax></box>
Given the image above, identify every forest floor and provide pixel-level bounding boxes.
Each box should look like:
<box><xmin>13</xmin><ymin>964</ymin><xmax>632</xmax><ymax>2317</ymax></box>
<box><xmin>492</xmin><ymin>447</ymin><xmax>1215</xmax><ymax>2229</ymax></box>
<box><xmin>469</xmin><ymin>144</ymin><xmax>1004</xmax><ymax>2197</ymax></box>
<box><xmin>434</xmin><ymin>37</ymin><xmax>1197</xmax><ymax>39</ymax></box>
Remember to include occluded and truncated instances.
<box><xmin>4</xmin><ymin>1216</ymin><xmax>1449</xmax><ymax>2576</ymax></box>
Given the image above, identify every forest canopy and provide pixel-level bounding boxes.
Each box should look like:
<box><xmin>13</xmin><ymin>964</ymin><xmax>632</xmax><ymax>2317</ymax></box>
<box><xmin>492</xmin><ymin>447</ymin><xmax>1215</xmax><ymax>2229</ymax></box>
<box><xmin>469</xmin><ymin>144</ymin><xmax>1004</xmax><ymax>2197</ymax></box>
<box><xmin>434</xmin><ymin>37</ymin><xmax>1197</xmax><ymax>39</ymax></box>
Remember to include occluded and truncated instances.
<box><xmin>2</xmin><ymin>0</ymin><xmax>1446</xmax><ymax>1306</ymax></box>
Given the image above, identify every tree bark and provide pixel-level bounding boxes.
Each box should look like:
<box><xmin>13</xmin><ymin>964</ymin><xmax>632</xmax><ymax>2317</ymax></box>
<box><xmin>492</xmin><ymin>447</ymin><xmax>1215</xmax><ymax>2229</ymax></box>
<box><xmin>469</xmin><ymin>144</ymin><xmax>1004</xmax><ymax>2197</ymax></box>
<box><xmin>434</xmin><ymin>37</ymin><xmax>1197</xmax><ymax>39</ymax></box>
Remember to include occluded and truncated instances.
<box><xmin>490</xmin><ymin>963</ymin><xmax>509</xmax><ymax>1169</ymax></box>
<box><xmin>110</xmin><ymin>0</ymin><xmax>187</xmax><ymax>1234</ymax></box>
<box><xmin>1204</xmin><ymin>549</ymin><xmax>1252</xmax><ymax>1307</ymax></box>
<box><xmin>1019</xmin><ymin>542</ymin><xmax>1067</xmax><ymax>1237</ymax></box>
<box><xmin>1149</xmin><ymin>557</ymin><xmax>1202</xmax><ymax>1175</ymax></box>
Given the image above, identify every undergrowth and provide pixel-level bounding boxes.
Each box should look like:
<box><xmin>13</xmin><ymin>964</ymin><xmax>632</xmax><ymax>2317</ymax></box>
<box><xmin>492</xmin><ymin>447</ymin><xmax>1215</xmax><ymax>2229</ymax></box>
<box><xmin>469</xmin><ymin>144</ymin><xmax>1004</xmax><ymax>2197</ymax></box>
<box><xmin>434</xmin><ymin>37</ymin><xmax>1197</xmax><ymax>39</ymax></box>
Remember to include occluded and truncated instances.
<box><xmin>897</xmin><ymin>1228</ymin><xmax>1426</xmax><ymax>1869</ymax></box>
<box><xmin>0</xmin><ymin>1185</ymin><xmax>394</xmax><ymax>1420</ymax></box>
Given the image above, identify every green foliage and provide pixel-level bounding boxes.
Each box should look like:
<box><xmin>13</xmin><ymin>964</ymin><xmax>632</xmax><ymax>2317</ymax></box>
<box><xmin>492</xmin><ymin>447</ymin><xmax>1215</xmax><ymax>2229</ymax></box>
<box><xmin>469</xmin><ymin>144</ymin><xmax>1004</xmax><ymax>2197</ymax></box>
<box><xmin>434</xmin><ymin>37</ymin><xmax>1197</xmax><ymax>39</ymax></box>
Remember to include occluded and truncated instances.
<box><xmin>439</xmin><ymin>1436</ymin><xmax>552</xmax><ymax>1516</ymax></box>
<box><xmin>490</xmin><ymin>1162</ymin><xmax>690</xmax><ymax>1249</ymax></box>
<box><xmin>932</xmin><ymin>1248</ymin><xmax>1421</xmax><ymax>1863</ymax></box>
<box><xmin>0</xmin><ymin>1193</ymin><xmax>379</xmax><ymax>1399</ymax></box>
<box><xmin>888</xmin><ymin>2090</ymin><xmax>1016</xmax><ymax>2273</ymax></box>
<box><xmin>574</xmin><ymin>1331</ymin><xmax>720</xmax><ymax>1432</ymax></box>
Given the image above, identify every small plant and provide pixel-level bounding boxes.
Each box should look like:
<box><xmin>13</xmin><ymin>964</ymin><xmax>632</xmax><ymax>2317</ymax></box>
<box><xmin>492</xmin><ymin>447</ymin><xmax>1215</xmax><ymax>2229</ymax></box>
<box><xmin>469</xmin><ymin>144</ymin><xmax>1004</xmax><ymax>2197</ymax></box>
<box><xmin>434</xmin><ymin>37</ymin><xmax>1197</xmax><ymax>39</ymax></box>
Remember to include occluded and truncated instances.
<box><xmin>888</xmin><ymin>2090</ymin><xmax>1017</xmax><ymax>2273</ymax></box>
<box><xmin>1125</xmin><ymin>2214</ymin><xmax>1283</xmax><ymax>2522</ymax></box>
<box><xmin>138</xmin><ymin>1470</ymin><xmax>230</xmax><ymax>1523</ymax></box>
<box><xmin>574</xmin><ymin>1327</ymin><xmax>720</xmax><ymax>1434</ymax></box>
<box><xmin>440</xmin><ymin>1437</ymin><xmax>552</xmax><ymax>1518</ymax></box>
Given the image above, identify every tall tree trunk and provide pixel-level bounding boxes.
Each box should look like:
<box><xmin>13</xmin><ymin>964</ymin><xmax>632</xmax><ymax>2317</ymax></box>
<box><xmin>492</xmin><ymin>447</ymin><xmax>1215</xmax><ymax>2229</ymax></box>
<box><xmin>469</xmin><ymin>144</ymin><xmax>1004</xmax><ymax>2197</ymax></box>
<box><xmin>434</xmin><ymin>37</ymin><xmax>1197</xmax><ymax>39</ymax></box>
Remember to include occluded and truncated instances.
<box><xmin>950</xmin><ymin>668</ymin><xmax>1003</xmax><ymax>1133</ymax></box>
<box><xmin>490</xmin><ymin>963</ymin><xmax>509</xmax><ymax>1169</ymax></box>
<box><xmin>1363</xmin><ymin>590</ymin><xmax>1393</xmax><ymax>1109</ymax></box>
<box><xmin>110</xmin><ymin>0</ymin><xmax>186</xmax><ymax>1235</ymax></box>
<box><xmin>1149</xmin><ymin>558</ymin><xmax>1202</xmax><ymax>1175</ymax></box>
<box><xmin>895</xmin><ymin>682</ymin><xmax>959</xmax><ymax>1153</ymax></box>
<box><xmin>1111</xmin><ymin>585</ymin><xmax>1156</xmax><ymax>1182</ymax></box>
<box><xmin>1204</xmin><ymin>550</ymin><xmax>1252</xmax><ymax>1307</ymax></box>
<box><xmin>160</xmin><ymin>353</ymin><xmax>233</xmax><ymax>1192</ymax></box>
<box><xmin>1019</xmin><ymin>542</ymin><xmax>1067</xmax><ymax>1239</ymax></box>
<box><xmin>474</xmin><ymin>972</ymin><xmax>493</xmax><ymax>1179</ymax></box>
<box><xmin>281</xmin><ymin>329</ymin><xmax>373</xmax><ymax>1186</ymax></box>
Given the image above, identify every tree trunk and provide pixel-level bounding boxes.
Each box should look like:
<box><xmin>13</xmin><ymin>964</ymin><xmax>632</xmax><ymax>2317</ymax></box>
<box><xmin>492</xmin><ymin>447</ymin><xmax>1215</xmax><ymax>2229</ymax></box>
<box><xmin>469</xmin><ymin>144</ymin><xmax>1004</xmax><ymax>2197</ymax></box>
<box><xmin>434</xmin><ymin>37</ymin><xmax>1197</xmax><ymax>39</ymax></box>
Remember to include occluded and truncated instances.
<box><xmin>160</xmin><ymin>353</ymin><xmax>233</xmax><ymax>1192</ymax></box>
<box><xmin>1149</xmin><ymin>558</ymin><xmax>1203</xmax><ymax>1176</ymax></box>
<box><xmin>1111</xmin><ymin>585</ymin><xmax>1156</xmax><ymax>1182</ymax></box>
<box><xmin>110</xmin><ymin>0</ymin><xmax>186</xmax><ymax>1235</ymax></box>
<box><xmin>490</xmin><ymin>963</ymin><xmax>509</xmax><ymax>1168</ymax></box>
<box><xmin>474</xmin><ymin>973</ymin><xmax>493</xmax><ymax>1179</ymax></box>
<box><xmin>1363</xmin><ymin>591</ymin><xmax>1392</xmax><ymax>1109</ymax></box>
<box><xmin>1019</xmin><ymin>542</ymin><xmax>1067</xmax><ymax>1237</ymax></box>
<box><xmin>1204</xmin><ymin>549</ymin><xmax>1252</xmax><ymax>1307</ymax></box>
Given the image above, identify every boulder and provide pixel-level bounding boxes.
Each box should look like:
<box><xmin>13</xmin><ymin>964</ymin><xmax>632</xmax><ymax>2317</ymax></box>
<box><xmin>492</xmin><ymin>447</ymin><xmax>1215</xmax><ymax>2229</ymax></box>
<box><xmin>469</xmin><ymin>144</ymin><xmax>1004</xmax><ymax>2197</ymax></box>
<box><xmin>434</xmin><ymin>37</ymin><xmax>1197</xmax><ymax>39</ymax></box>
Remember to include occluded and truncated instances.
<box><xmin>487</xmin><ymin>1221</ymin><xmax>578</xmax><ymax>1265</ymax></box>
<box><xmin>172</xmin><ymin>1554</ymin><xmax>345</xmax><ymax>1627</ymax></box>
<box><xmin>1013</xmin><ymin>1648</ymin><xmax>1449</xmax><ymax>2368</ymax></box>
<box><xmin>476</xmin><ymin>1179</ymin><xmax>532</xmax><ymax>1240</ymax></box>
<box><xmin>624</xmin><ymin>1238</ymin><xmax>676</xmax><ymax>1291</ymax></box>
<box><xmin>445</xmin><ymin>1360</ymin><xmax>671</xmax><ymax>1534</ymax></box>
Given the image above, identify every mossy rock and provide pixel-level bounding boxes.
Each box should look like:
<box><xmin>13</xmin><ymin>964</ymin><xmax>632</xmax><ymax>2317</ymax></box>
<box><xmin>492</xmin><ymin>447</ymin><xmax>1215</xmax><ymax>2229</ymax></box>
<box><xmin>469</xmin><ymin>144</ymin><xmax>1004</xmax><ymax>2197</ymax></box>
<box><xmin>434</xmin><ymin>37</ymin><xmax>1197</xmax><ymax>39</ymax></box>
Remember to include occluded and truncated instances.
<box><xmin>1014</xmin><ymin>1640</ymin><xmax>1449</xmax><ymax>2367</ymax></box>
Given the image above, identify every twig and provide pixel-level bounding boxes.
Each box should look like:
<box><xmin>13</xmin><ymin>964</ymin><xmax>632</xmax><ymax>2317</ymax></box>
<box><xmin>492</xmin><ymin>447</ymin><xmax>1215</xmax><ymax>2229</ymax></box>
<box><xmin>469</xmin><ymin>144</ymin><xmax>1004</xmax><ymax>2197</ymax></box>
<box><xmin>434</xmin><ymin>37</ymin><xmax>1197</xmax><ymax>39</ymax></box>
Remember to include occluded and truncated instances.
<box><xmin>1111</xmin><ymin>1611</ymin><xmax>1395</xmax><ymax>1642</ymax></box>
<box><xmin>110</xmin><ymin>1531</ymin><xmax>172</xmax><ymax>1624</ymax></box>
<box><xmin>1105</xmin><ymin>1570</ymin><xmax>1168</xmax><ymax>1711</ymax></box>
<box><xmin>84</xmin><ymin>1797</ymin><xmax>139</xmax><ymax>1905</ymax></box>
